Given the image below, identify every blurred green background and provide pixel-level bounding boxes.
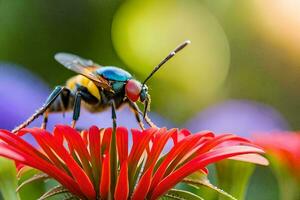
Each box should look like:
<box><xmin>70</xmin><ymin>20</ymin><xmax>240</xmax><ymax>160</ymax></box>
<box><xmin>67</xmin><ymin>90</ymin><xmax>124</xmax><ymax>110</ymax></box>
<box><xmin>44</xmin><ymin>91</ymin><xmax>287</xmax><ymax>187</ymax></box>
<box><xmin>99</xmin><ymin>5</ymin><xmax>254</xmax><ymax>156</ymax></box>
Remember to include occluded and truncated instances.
<box><xmin>1</xmin><ymin>0</ymin><xmax>300</xmax><ymax>126</ymax></box>
<box><xmin>1</xmin><ymin>0</ymin><xmax>300</xmax><ymax>199</ymax></box>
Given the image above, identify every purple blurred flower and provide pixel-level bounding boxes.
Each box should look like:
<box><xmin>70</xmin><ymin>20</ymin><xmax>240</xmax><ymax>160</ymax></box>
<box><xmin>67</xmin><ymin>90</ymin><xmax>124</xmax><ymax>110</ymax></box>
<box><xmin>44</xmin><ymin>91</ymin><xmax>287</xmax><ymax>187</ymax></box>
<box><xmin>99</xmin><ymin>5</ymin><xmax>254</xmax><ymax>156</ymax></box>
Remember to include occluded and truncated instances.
<box><xmin>184</xmin><ymin>100</ymin><xmax>289</xmax><ymax>137</ymax></box>
<box><xmin>0</xmin><ymin>63</ymin><xmax>51</xmax><ymax>130</ymax></box>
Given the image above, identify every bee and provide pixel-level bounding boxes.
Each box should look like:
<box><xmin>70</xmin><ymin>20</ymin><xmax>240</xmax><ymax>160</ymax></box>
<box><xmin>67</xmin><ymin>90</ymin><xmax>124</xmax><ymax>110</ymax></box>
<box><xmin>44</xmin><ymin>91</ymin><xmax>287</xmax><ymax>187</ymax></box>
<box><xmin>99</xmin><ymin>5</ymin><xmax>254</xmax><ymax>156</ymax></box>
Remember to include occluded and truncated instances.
<box><xmin>12</xmin><ymin>40</ymin><xmax>190</xmax><ymax>133</ymax></box>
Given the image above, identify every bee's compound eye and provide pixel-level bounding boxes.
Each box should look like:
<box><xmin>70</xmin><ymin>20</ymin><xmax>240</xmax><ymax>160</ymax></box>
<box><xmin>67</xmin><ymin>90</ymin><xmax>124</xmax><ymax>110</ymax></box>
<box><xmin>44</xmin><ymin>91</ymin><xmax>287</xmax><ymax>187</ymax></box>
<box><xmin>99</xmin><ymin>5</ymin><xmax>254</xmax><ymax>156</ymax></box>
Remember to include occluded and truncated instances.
<box><xmin>125</xmin><ymin>80</ymin><xmax>142</xmax><ymax>102</ymax></box>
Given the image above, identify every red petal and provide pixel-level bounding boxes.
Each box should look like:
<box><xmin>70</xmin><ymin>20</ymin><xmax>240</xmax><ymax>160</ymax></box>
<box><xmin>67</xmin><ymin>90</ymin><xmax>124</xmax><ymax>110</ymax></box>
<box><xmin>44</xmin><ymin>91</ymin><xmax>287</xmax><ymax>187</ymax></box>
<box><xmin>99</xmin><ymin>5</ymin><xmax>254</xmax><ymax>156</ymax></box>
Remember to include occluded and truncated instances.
<box><xmin>81</xmin><ymin>129</ymin><xmax>89</xmax><ymax>147</ymax></box>
<box><xmin>150</xmin><ymin>145</ymin><xmax>265</xmax><ymax>199</ymax></box>
<box><xmin>55</xmin><ymin>125</ymin><xmax>91</xmax><ymax>162</ymax></box>
<box><xmin>144</xmin><ymin>128</ymin><xmax>175</xmax><ymax>170</ymax></box>
<box><xmin>100</xmin><ymin>151</ymin><xmax>110</xmax><ymax>200</ymax></box>
<box><xmin>0</xmin><ymin>143</ymin><xmax>27</xmax><ymax>161</ymax></box>
<box><xmin>55</xmin><ymin>126</ymin><xmax>96</xmax><ymax>187</ymax></box>
<box><xmin>116</xmin><ymin>127</ymin><xmax>128</xmax><ymax>166</ymax></box>
<box><xmin>195</xmin><ymin>134</ymin><xmax>250</xmax><ymax>155</ymax></box>
<box><xmin>149</xmin><ymin>132</ymin><xmax>212</xmax><ymax>193</ymax></box>
<box><xmin>88</xmin><ymin>126</ymin><xmax>102</xmax><ymax>189</ymax></box>
<box><xmin>14</xmin><ymin>161</ymin><xmax>25</xmax><ymax>172</ymax></box>
<box><xmin>131</xmin><ymin>166</ymin><xmax>153</xmax><ymax>200</ymax></box>
<box><xmin>0</xmin><ymin>143</ymin><xmax>85</xmax><ymax>198</ymax></box>
<box><xmin>21</xmin><ymin>128</ymin><xmax>67</xmax><ymax>171</ymax></box>
<box><xmin>229</xmin><ymin>154</ymin><xmax>269</xmax><ymax>165</ymax></box>
<box><xmin>180</xmin><ymin>129</ymin><xmax>192</xmax><ymax>136</ymax></box>
<box><xmin>114</xmin><ymin>162</ymin><xmax>129</xmax><ymax>200</ymax></box>
<box><xmin>128</xmin><ymin>128</ymin><xmax>157</xmax><ymax>176</ymax></box>
<box><xmin>165</xmin><ymin>131</ymin><xmax>214</xmax><ymax>171</ymax></box>
<box><xmin>200</xmin><ymin>167</ymin><xmax>209</xmax><ymax>174</ymax></box>
<box><xmin>0</xmin><ymin>129</ymin><xmax>48</xmax><ymax>161</ymax></box>
<box><xmin>102</xmin><ymin>128</ymin><xmax>112</xmax><ymax>153</ymax></box>
<box><xmin>88</xmin><ymin>126</ymin><xmax>101</xmax><ymax>166</ymax></box>
<box><xmin>26</xmin><ymin>127</ymin><xmax>96</xmax><ymax>199</ymax></box>
<box><xmin>171</xmin><ymin>129</ymin><xmax>191</xmax><ymax>144</ymax></box>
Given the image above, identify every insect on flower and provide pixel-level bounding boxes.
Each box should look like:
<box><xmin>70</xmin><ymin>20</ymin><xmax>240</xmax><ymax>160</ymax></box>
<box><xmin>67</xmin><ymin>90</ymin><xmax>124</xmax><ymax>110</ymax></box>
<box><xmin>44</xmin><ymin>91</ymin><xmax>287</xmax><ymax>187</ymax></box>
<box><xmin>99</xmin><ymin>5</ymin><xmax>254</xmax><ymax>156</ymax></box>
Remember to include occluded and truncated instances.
<box><xmin>12</xmin><ymin>40</ymin><xmax>191</xmax><ymax>133</ymax></box>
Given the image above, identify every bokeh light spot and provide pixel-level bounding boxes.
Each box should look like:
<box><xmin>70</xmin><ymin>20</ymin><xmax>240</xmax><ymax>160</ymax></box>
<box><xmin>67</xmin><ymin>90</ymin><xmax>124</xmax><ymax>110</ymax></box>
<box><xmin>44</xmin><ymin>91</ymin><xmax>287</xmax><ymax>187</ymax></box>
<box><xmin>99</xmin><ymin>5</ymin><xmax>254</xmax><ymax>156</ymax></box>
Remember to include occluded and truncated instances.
<box><xmin>112</xmin><ymin>0</ymin><xmax>230</xmax><ymax>122</ymax></box>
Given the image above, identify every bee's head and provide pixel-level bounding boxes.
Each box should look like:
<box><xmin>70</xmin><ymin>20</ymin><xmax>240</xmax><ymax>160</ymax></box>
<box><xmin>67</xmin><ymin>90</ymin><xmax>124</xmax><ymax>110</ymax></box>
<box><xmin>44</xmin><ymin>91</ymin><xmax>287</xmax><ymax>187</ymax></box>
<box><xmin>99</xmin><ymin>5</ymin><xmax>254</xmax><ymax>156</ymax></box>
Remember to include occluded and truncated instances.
<box><xmin>125</xmin><ymin>79</ymin><xmax>149</xmax><ymax>103</ymax></box>
<box><xmin>125</xmin><ymin>79</ymin><xmax>150</xmax><ymax>118</ymax></box>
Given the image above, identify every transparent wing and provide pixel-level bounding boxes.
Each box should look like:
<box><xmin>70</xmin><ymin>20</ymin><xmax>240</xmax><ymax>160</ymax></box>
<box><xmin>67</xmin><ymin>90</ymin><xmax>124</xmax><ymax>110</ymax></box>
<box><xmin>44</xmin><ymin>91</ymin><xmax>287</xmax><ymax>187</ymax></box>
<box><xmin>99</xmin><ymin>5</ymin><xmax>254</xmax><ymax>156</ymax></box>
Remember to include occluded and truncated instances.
<box><xmin>54</xmin><ymin>53</ymin><xmax>113</xmax><ymax>92</ymax></box>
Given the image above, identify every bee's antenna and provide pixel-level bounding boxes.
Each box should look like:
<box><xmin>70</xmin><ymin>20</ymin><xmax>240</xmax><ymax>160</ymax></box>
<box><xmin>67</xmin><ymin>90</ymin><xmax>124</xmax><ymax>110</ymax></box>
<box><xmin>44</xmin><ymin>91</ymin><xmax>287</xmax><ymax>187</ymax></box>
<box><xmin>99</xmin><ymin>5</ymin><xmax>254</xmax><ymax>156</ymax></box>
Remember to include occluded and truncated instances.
<box><xmin>142</xmin><ymin>40</ymin><xmax>191</xmax><ymax>86</ymax></box>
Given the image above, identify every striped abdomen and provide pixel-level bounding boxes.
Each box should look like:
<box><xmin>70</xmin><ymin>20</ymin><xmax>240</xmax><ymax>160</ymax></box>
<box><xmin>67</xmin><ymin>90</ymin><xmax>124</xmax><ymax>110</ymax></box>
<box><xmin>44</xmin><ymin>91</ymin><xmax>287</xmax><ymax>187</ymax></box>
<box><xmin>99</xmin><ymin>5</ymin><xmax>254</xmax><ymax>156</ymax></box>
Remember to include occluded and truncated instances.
<box><xmin>48</xmin><ymin>75</ymin><xmax>102</xmax><ymax>113</ymax></box>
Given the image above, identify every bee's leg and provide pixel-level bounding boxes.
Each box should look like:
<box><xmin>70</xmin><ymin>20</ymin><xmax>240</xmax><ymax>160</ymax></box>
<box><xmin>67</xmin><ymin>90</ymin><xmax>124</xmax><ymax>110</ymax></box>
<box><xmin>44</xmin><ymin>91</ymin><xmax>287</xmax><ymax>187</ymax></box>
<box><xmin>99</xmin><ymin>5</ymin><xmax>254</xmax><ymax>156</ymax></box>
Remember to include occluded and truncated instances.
<box><xmin>71</xmin><ymin>92</ymin><xmax>82</xmax><ymax>128</ymax></box>
<box><xmin>100</xmin><ymin>90</ymin><xmax>117</xmax><ymax>127</ymax></box>
<box><xmin>128</xmin><ymin>101</ymin><xmax>145</xmax><ymax>130</ymax></box>
<box><xmin>110</xmin><ymin>100</ymin><xmax>117</xmax><ymax>128</ymax></box>
<box><xmin>128</xmin><ymin>101</ymin><xmax>157</xmax><ymax>128</ymax></box>
<box><xmin>41</xmin><ymin>111</ymin><xmax>49</xmax><ymax>129</ymax></box>
<box><xmin>12</xmin><ymin>86</ymin><xmax>68</xmax><ymax>133</ymax></box>
<box><xmin>59</xmin><ymin>94</ymin><xmax>67</xmax><ymax>118</ymax></box>
<box><xmin>144</xmin><ymin>114</ymin><xmax>157</xmax><ymax>128</ymax></box>
<box><xmin>100</xmin><ymin>90</ymin><xmax>109</xmax><ymax>104</ymax></box>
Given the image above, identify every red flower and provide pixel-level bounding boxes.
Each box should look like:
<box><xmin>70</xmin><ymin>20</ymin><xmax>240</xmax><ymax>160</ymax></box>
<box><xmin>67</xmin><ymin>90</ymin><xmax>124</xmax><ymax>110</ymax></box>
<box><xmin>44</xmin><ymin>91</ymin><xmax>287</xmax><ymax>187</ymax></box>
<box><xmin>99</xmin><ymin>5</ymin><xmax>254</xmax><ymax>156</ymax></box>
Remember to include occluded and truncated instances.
<box><xmin>253</xmin><ymin>132</ymin><xmax>300</xmax><ymax>179</ymax></box>
<box><xmin>0</xmin><ymin>125</ymin><xmax>268</xmax><ymax>200</ymax></box>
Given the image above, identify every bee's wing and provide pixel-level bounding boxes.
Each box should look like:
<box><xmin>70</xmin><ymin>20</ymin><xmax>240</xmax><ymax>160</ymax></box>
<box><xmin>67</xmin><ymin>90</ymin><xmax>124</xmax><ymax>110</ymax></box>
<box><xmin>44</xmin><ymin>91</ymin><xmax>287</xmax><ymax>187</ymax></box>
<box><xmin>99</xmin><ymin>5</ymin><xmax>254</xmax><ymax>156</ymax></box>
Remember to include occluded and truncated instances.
<box><xmin>54</xmin><ymin>53</ymin><xmax>113</xmax><ymax>92</ymax></box>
